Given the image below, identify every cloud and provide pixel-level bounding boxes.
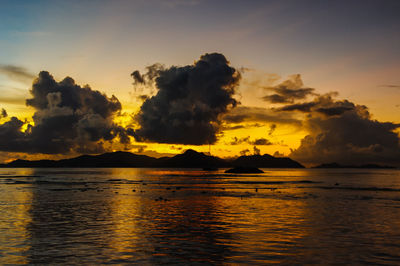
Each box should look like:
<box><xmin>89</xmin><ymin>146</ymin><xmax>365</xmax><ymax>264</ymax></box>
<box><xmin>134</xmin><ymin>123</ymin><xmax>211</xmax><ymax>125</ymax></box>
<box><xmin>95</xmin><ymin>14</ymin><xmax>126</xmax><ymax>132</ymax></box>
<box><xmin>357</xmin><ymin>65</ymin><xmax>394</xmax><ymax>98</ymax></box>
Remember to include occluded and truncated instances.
<box><xmin>0</xmin><ymin>71</ymin><xmax>134</xmax><ymax>154</ymax></box>
<box><xmin>0</xmin><ymin>95</ymin><xmax>27</xmax><ymax>105</ymax></box>
<box><xmin>131</xmin><ymin>70</ymin><xmax>145</xmax><ymax>84</ymax></box>
<box><xmin>379</xmin><ymin>84</ymin><xmax>400</xmax><ymax>89</ymax></box>
<box><xmin>253</xmin><ymin>146</ymin><xmax>261</xmax><ymax>155</ymax></box>
<box><xmin>222</xmin><ymin>124</ymin><xmax>245</xmax><ymax>130</ymax></box>
<box><xmin>278</xmin><ymin>93</ymin><xmax>356</xmax><ymax>116</ymax></box>
<box><xmin>131</xmin><ymin>63</ymin><xmax>165</xmax><ymax>87</ymax></box>
<box><xmin>290</xmin><ymin>107</ymin><xmax>400</xmax><ymax>166</ymax></box>
<box><xmin>229</xmin><ymin>136</ymin><xmax>273</xmax><ymax>146</ymax></box>
<box><xmin>255</xmin><ymin>74</ymin><xmax>400</xmax><ymax>166</ymax></box>
<box><xmin>240</xmin><ymin>149</ymin><xmax>250</xmax><ymax>156</ymax></box>
<box><xmin>132</xmin><ymin>53</ymin><xmax>240</xmax><ymax>145</ymax></box>
<box><xmin>253</xmin><ymin>138</ymin><xmax>272</xmax><ymax>145</ymax></box>
<box><xmin>275</xmin><ymin>88</ymin><xmax>400</xmax><ymax>166</ymax></box>
<box><xmin>273</xmin><ymin>151</ymin><xmax>284</xmax><ymax>157</ymax></box>
<box><xmin>0</xmin><ymin>117</ymin><xmax>27</xmax><ymax>152</ymax></box>
<box><xmin>222</xmin><ymin>123</ymin><xmax>264</xmax><ymax>131</ymax></box>
<box><xmin>268</xmin><ymin>124</ymin><xmax>276</xmax><ymax>135</ymax></box>
<box><xmin>0</xmin><ymin>109</ymin><xmax>7</xmax><ymax>118</ymax></box>
<box><xmin>0</xmin><ymin>65</ymin><xmax>35</xmax><ymax>83</ymax></box>
<box><xmin>223</xmin><ymin>106</ymin><xmax>301</xmax><ymax>126</ymax></box>
<box><xmin>262</xmin><ymin>74</ymin><xmax>315</xmax><ymax>103</ymax></box>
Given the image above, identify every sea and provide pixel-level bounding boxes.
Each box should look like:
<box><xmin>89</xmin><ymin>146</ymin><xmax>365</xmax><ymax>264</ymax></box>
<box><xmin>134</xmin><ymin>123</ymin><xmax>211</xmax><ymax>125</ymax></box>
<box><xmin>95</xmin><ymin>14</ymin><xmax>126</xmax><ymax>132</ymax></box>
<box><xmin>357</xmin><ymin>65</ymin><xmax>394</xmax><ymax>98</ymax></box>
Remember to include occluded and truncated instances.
<box><xmin>1</xmin><ymin>168</ymin><xmax>400</xmax><ymax>265</ymax></box>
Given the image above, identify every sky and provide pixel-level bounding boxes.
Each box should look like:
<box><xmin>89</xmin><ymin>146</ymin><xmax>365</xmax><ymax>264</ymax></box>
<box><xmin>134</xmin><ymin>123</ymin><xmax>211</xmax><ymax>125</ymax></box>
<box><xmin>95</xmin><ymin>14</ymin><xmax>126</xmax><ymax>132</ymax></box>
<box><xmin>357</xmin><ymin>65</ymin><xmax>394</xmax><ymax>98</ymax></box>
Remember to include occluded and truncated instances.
<box><xmin>0</xmin><ymin>0</ymin><xmax>399</xmax><ymax>166</ymax></box>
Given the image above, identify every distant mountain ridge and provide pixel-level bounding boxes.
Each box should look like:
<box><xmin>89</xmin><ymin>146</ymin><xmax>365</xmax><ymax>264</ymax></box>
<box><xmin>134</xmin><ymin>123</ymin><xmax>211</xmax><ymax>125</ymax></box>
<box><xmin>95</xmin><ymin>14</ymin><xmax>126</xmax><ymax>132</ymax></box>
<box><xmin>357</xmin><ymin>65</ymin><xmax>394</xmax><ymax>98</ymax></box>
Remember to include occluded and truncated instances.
<box><xmin>0</xmin><ymin>149</ymin><xmax>305</xmax><ymax>168</ymax></box>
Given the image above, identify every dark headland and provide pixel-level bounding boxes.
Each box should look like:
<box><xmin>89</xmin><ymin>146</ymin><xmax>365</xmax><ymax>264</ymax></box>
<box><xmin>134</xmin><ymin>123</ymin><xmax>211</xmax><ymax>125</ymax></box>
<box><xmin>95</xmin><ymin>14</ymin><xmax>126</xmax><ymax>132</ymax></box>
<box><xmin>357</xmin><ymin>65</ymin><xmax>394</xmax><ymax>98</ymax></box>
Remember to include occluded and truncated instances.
<box><xmin>0</xmin><ymin>149</ymin><xmax>305</xmax><ymax>169</ymax></box>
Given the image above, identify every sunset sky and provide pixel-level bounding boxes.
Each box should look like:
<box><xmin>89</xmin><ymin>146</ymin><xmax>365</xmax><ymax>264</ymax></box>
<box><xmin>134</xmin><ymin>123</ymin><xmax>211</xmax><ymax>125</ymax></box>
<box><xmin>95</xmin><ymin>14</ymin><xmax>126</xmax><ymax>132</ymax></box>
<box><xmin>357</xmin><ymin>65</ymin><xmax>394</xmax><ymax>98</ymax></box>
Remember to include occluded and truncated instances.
<box><xmin>0</xmin><ymin>0</ymin><xmax>399</xmax><ymax>166</ymax></box>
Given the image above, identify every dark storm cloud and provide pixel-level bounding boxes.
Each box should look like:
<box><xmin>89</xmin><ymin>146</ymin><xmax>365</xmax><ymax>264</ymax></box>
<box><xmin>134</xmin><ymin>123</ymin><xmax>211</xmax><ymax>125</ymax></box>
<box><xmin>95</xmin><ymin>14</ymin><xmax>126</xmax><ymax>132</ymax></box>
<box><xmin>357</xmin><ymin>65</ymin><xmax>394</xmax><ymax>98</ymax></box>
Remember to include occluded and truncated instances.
<box><xmin>0</xmin><ymin>71</ymin><xmax>134</xmax><ymax>154</ymax></box>
<box><xmin>1</xmin><ymin>109</ymin><xmax>7</xmax><ymax>118</ymax></box>
<box><xmin>286</xmin><ymin>93</ymin><xmax>400</xmax><ymax>166</ymax></box>
<box><xmin>278</xmin><ymin>93</ymin><xmax>357</xmax><ymax>116</ymax></box>
<box><xmin>0</xmin><ymin>65</ymin><xmax>35</xmax><ymax>82</ymax></box>
<box><xmin>223</xmin><ymin>106</ymin><xmax>301</xmax><ymax>126</ymax></box>
<box><xmin>229</xmin><ymin>136</ymin><xmax>272</xmax><ymax>146</ymax></box>
<box><xmin>262</xmin><ymin>75</ymin><xmax>400</xmax><ymax>166</ymax></box>
<box><xmin>262</xmin><ymin>74</ymin><xmax>314</xmax><ymax>103</ymax></box>
<box><xmin>0</xmin><ymin>117</ymin><xmax>26</xmax><ymax>152</ymax></box>
<box><xmin>132</xmin><ymin>53</ymin><xmax>240</xmax><ymax>145</ymax></box>
<box><xmin>290</xmin><ymin>109</ymin><xmax>400</xmax><ymax>166</ymax></box>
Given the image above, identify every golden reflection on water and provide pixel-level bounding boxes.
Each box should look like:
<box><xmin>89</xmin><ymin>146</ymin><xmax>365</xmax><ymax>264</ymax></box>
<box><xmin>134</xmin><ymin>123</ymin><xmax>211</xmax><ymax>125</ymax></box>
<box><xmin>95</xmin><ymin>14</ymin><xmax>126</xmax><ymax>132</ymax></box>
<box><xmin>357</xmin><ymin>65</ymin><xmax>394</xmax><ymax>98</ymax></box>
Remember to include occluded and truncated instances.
<box><xmin>1</xmin><ymin>168</ymin><xmax>400</xmax><ymax>264</ymax></box>
<box><xmin>103</xmin><ymin>168</ymin><xmax>310</xmax><ymax>263</ymax></box>
<box><xmin>0</xmin><ymin>169</ymin><xmax>34</xmax><ymax>265</ymax></box>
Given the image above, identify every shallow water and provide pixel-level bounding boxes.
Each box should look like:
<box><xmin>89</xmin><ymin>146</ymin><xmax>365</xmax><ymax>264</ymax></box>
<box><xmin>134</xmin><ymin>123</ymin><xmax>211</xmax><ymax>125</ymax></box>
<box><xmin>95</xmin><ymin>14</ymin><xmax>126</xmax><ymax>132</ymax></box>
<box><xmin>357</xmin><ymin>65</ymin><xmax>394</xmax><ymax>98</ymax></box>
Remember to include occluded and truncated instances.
<box><xmin>1</xmin><ymin>168</ymin><xmax>400</xmax><ymax>264</ymax></box>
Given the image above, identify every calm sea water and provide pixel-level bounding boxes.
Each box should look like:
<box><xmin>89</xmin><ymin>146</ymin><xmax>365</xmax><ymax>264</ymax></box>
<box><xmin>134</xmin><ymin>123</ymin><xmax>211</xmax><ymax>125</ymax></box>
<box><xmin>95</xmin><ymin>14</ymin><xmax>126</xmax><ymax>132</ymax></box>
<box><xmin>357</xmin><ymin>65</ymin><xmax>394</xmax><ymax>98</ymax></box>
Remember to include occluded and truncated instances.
<box><xmin>1</xmin><ymin>168</ymin><xmax>400</xmax><ymax>265</ymax></box>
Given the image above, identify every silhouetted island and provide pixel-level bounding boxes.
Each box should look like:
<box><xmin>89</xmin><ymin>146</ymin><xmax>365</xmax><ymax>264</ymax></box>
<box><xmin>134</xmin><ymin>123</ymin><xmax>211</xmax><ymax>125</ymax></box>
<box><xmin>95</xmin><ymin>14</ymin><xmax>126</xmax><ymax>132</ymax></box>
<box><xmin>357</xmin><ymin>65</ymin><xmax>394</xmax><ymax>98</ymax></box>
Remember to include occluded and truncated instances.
<box><xmin>202</xmin><ymin>167</ymin><xmax>219</xmax><ymax>171</ymax></box>
<box><xmin>314</xmin><ymin>162</ymin><xmax>396</xmax><ymax>169</ymax></box>
<box><xmin>0</xmin><ymin>149</ymin><xmax>305</xmax><ymax>169</ymax></box>
<box><xmin>232</xmin><ymin>154</ymin><xmax>304</xmax><ymax>168</ymax></box>
<box><xmin>225</xmin><ymin>167</ymin><xmax>264</xmax><ymax>173</ymax></box>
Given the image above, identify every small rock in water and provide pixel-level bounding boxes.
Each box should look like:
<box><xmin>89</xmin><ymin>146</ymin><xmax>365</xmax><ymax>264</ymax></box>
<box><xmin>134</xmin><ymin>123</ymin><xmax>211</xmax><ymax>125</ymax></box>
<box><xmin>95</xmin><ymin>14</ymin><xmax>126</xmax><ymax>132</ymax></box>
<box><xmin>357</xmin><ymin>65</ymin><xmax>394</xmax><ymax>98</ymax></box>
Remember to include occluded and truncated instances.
<box><xmin>225</xmin><ymin>167</ymin><xmax>264</xmax><ymax>173</ymax></box>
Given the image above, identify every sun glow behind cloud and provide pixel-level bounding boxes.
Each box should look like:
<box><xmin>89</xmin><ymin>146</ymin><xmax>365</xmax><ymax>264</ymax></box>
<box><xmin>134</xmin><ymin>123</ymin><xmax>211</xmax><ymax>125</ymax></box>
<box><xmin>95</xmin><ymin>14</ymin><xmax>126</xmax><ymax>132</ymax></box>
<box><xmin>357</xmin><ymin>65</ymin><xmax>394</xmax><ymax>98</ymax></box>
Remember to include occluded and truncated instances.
<box><xmin>0</xmin><ymin>0</ymin><xmax>400</xmax><ymax>165</ymax></box>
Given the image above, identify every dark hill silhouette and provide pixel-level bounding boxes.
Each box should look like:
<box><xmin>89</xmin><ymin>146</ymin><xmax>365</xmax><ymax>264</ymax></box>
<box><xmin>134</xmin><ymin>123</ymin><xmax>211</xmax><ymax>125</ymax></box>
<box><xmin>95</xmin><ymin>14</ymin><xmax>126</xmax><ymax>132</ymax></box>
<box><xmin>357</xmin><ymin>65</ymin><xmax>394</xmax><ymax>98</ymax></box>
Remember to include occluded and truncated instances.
<box><xmin>232</xmin><ymin>154</ymin><xmax>304</xmax><ymax>168</ymax></box>
<box><xmin>5</xmin><ymin>152</ymin><xmax>157</xmax><ymax>168</ymax></box>
<box><xmin>58</xmin><ymin>152</ymin><xmax>157</xmax><ymax>167</ymax></box>
<box><xmin>158</xmin><ymin>149</ymin><xmax>229</xmax><ymax>168</ymax></box>
<box><xmin>6</xmin><ymin>159</ymin><xmax>56</xmax><ymax>168</ymax></box>
<box><xmin>0</xmin><ymin>150</ymin><xmax>304</xmax><ymax>168</ymax></box>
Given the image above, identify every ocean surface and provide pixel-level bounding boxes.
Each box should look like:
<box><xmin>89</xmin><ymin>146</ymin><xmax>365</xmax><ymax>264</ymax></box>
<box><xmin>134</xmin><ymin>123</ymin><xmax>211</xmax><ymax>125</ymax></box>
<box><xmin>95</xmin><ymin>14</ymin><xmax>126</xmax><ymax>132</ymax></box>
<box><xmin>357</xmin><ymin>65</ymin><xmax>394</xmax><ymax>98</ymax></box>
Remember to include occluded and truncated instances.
<box><xmin>1</xmin><ymin>168</ymin><xmax>400</xmax><ymax>265</ymax></box>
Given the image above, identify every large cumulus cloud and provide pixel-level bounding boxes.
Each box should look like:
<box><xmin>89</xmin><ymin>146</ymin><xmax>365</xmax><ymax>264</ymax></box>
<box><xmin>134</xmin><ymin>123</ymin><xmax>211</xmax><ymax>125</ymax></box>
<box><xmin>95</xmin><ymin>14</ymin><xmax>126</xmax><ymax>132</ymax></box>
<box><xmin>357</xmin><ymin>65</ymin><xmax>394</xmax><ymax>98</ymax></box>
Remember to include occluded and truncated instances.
<box><xmin>0</xmin><ymin>71</ymin><xmax>133</xmax><ymax>154</ymax></box>
<box><xmin>132</xmin><ymin>53</ymin><xmax>240</xmax><ymax>145</ymax></box>
<box><xmin>270</xmin><ymin>77</ymin><xmax>400</xmax><ymax>166</ymax></box>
